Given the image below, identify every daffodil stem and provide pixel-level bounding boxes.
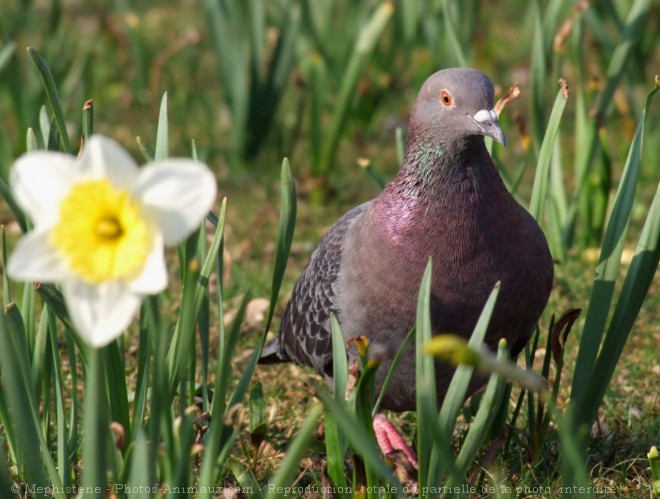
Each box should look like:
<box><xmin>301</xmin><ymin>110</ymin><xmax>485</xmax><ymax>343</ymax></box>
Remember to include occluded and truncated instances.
<box><xmin>81</xmin><ymin>347</ymin><xmax>107</xmax><ymax>496</ymax></box>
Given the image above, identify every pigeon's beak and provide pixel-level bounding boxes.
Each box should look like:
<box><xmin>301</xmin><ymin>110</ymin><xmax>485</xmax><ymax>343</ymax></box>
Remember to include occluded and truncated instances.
<box><xmin>473</xmin><ymin>109</ymin><xmax>506</xmax><ymax>146</ymax></box>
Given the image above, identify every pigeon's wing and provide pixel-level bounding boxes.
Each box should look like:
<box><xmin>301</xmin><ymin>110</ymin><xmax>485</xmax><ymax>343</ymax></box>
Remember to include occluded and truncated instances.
<box><xmin>260</xmin><ymin>202</ymin><xmax>369</xmax><ymax>376</ymax></box>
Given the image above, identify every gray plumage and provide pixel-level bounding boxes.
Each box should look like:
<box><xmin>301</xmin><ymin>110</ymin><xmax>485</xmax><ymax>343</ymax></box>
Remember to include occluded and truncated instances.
<box><xmin>260</xmin><ymin>68</ymin><xmax>554</xmax><ymax>412</ymax></box>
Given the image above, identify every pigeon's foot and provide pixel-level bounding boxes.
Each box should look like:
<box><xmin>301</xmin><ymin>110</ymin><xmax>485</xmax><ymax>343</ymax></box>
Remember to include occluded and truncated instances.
<box><xmin>373</xmin><ymin>414</ymin><xmax>418</xmax><ymax>469</ymax></box>
<box><xmin>374</xmin><ymin>414</ymin><xmax>418</xmax><ymax>492</ymax></box>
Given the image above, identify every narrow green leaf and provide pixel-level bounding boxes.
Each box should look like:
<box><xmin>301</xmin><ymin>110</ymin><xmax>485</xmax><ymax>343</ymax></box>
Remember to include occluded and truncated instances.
<box><xmin>155</xmin><ymin>92</ymin><xmax>168</xmax><ymax>161</ymax></box>
<box><xmin>570</xmin><ymin>77</ymin><xmax>657</xmax><ymax>417</ymax></box>
<box><xmin>454</xmin><ymin>340</ymin><xmax>508</xmax><ymax>475</ymax></box>
<box><xmin>584</xmin><ymin>181</ymin><xmax>660</xmax><ymax>426</ymax></box>
<box><xmin>1</xmin><ymin>228</ymin><xmax>10</xmax><ymax>306</ymax></box>
<box><xmin>81</xmin><ymin>348</ymin><xmax>108</xmax><ymax>497</ymax></box>
<box><xmin>317</xmin><ymin>2</ymin><xmax>393</xmax><ymax>175</ymax></box>
<box><xmin>48</xmin><ymin>308</ymin><xmax>70</xmax><ymax>489</ymax></box>
<box><xmin>26</xmin><ymin>47</ymin><xmax>72</xmax><ymax>153</ymax></box>
<box><xmin>529</xmin><ymin>80</ymin><xmax>568</xmax><ymax>223</ymax></box>
<box><xmin>325</xmin><ymin>314</ymin><xmax>348</xmax><ymax>494</ymax></box>
<box><xmin>82</xmin><ymin>99</ymin><xmax>94</xmax><ymax>141</ymax></box>
<box><xmin>0</xmin><ymin>177</ymin><xmax>28</xmax><ymax>233</ymax></box>
<box><xmin>229</xmin><ymin>459</ymin><xmax>264</xmax><ymax>499</ymax></box>
<box><xmin>438</xmin><ymin>282</ymin><xmax>500</xmax><ymax>434</ymax></box>
<box><xmin>416</xmin><ymin>258</ymin><xmax>435</xmax><ymax>487</ymax></box>
<box><xmin>126</xmin><ymin>429</ymin><xmax>152</xmax><ymax>499</ymax></box>
<box><xmin>265</xmin><ymin>404</ymin><xmax>323</xmax><ymax>498</ymax></box>
<box><xmin>0</xmin><ymin>307</ymin><xmax>64</xmax><ymax>497</ymax></box>
<box><xmin>0</xmin><ymin>434</ymin><xmax>12</xmax><ymax>498</ymax></box>
<box><xmin>197</xmin><ymin>293</ymin><xmax>249</xmax><ymax>495</ymax></box>
<box><xmin>373</xmin><ymin>326</ymin><xmax>415</xmax><ymax>415</ymax></box>
<box><xmin>318</xmin><ymin>394</ymin><xmax>400</xmax><ymax>489</ymax></box>
<box><xmin>441</xmin><ymin>0</ymin><xmax>467</xmax><ymax>67</ymax></box>
<box><xmin>0</xmin><ymin>40</ymin><xmax>16</xmax><ymax>74</ymax></box>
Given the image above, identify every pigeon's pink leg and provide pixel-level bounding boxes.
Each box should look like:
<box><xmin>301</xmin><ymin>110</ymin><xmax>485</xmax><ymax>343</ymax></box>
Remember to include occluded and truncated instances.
<box><xmin>373</xmin><ymin>414</ymin><xmax>418</xmax><ymax>469</ymax></box>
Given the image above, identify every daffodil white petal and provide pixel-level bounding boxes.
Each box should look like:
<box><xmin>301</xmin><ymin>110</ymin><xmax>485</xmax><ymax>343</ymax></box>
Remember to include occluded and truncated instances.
<box><xmin>80</xmin><ymin>135</ymin><xmax>139</xmax><ymax>189</ymax></box>
<box><xmin>128</xmin><ymin>232</ymin><xmax>168</xmax><ymax>294</ymax></box>
<box><xmin>7</xmin><ymin>224</ymin><xmax>71</xmax><ymax>282</ymax></box>
<box><xmin>62</xmin><ymin>280</ymin><xmax>142</xmax><ymax>347</ymax></box>
<box><xmin>11</xmin><ymin>151</ymin><xmax>80</xmax><ymax>222</ymax></box>
<box><xmin>135</xmin><ymin>159</ymin><xmax>216</xmax><ymax>244</ymax></box>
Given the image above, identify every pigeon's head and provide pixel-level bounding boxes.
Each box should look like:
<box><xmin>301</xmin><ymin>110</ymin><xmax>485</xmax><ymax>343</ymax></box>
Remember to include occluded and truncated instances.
<box><xmin>411</xmin><ymin>68</ymin><xmax>506</xmax><ymax>147</ymax></box>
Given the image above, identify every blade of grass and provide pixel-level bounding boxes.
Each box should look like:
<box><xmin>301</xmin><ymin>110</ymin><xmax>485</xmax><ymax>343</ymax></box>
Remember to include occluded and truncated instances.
<box><xmin>454</xmin><ymin>340</ymin><xmax>508</xmax><ymax>476</ymax></box>
<box><xmin>125</xmin><ymin>429</ymin><xmax>151</xmax><ymax>499</ymax></box>
<box><xmin>325</xmin><ymin>314</ymin><xmax>348</xmax><ymax>494</ymax></box>
<box><xmin>373</xmin><ymin>326</ymin><xmax>415</xmax><ymax>415</ymax></box>
<box><xmin>570</xmin><ymin>77</ymin><xmax>657</xmax><ymax>420</ymax></box>
<box><xmin>438</xmin><ymin>282</ymin><xmax>500</xmax><ymax>434</ymax></box>
<box><xmin>0</xmin><ymin>177</ymin><xmax>28</xmax><ymax>233</ymax></box>
<box><xmin>416</xmin><ymin>259</ymin><xmax>436</xmax><ymax>488</ymax></box>
<box><xmin>318</xmin><ymin>393</ymin><xmax>400</xmax><ymax>489</ymax></box>
<box><xmin>26</xmin><ymin>47</ymin><xmax>72</xmax><ymax>153</ymax></box>
<box><xmin>82</xmin><ymin>99</ymin><xmax>93</xmax><ymax>142</ymax></box>
<box><xmin>316</xmin><ymin>2</ymin><xmax>393</xmax><ymax>175</ymax></box>
<box><xmin>48</xmin><ymin>307</ymin><xmax>70</xmax><ymax>489</ymax></box>
<box><xmin>155</xmin><ymin>92</ymin><xmax>168</xmax><ymax>161</ymax></box>
<box><xmin>228</xmin><ymin>158</ymin><xmax>296</xmax><ymax>407</ymax></box>
<box><xmin>583</xmin><ymin>180</ymin><xmax>660</xmax><ymax>427</ymax></box>
<box><xmin>197</xmin><ymin>293</ymin><xmax>249</xmax><ymax>495</ymax></box>
<box><xmin>80</xmin><ymin>347</ymin><xmax>108</xmax><ymax>497</ymax></box>
<box><xmin>529</xmin><ymin>79</ymin><xmax>569</xmax><ymax>224</ymax></box>
<box><xmin>0</xmin><ymin>306</ymin><xmax>65</xmax><ymax>498</ymax></box>
<box><xmin>265</xmin><ymin>404</ymin><xmax>323</xmax><ymax>498</ymax></box>
<box><xmin>229</xmin><ymin>459</ymin><xmax>264</xmax><ymax>499</ymax></box>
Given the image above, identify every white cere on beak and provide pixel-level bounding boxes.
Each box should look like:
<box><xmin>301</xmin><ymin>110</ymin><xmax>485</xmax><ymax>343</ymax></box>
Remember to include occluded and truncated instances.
<box><xmin>473</xmin><ymin>109</ymin><xmax>498</xmax><ymax>123</ymax></box>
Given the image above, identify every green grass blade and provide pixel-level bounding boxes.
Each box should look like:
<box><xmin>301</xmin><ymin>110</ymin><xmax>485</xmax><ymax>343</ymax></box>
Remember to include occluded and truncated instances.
<box><xmin>441</xmin><ymin>0</ymin><xmax>467</xmax><ymax>67</ymax></box>
<box><xmin>265</xmin><ymin>404</ymin><xmax>323</xmax><ymax>498</ymax></box>
<box><xmin>82</xmin><ymin>99</ymin><xmax>93</xmax><ymax>142</ymax></box>
<box><xmin>570</xmin><ymin>77</ymin><xmax>657</xmax><ymax>417</ymax></box>
<box><xmin>265</xmin><ymin>158</ymin><xmax>297</xmax><ymax>336</ymax></box>
<box><xmin>529</xmin><ymin>80</ymin><xmax>569</xmax><ymax>224</ymax></box>
<box><xmin>594</xmin><ymin>0</ymin><xmax>654</xmax><ymax>120</ymax></box>
<box><xmin>454</xmin><ymin>340</ymin><xmax>508</xmax><ymax>476</ymax></box>
<box><xmin>529</xmin><ymin>0</ymin><xmax>547</xmax><ymax>151</ymax></box>
<box><xmin>0</xmin><ymin>177</ymin><xmax>28</xmax><ymax>233</ymax></box>
<box><xmin>81</xmin><ymin>347</ymin><xmax>108</xmax><ymax>497</ymax></box>
<box><xmin>0</xmin><ymin>306</ymin><xmax>66</xmax><ymax>497</ymax></box>
<box><xmin>1</xmin><ymin>228</ymin><xmax>10</xmax><ymax>306</ymax></box>
<box><xmin>556</xmin><ymin>408</ymin><xmax>593</xmax><ymax>498</ymax></box>
<box><xmin>373</xmin><ymin>326</ymin><xmax>415</xmax><ymax>415</ymax></box>
<box><xmin>318</xmin><ymin>393</ymin><xmax>400</xmax><ymax>489</ymax></box>
<box><xmin>415</xmin><ymin>259</ymin><xmax>436</xmax><ymax>487</ymax></box>
<box><xmin>584</xmin><ymin>180</ymin><xmax>660</xmax><ymax>427</ymax></box>
<box><xmin>197</xmin><ymin>293</ymin><xmax>249</xmax><ymax>494</ymax></box>
<box><xmin>131</xmin><ymin>305</ymin><xmax>151</xmax><ymax>437</ymax></box>
<box><xmin>126</xmin><ymin>429</ymin><xmax>151</xmax><ymax>499</ymax></box>
<box><xmin>229</xmin><ymin>459</ymin><xmax>264</xmax><ymax>499</ymax></box>
<box><xmin>316</xmin><ymin>2</ymin><xmax>393</xmax><ymax>175</ymax></box>
<box><xmin>105</xmin><ymin>341</ymin><xmax>130</xmax><ymax>450</ymax></box>
<box><xmin>0</xmin><ymin>435</ymin><xmax>12</xmax><ymax>498</ymax></box>
<box><xmin>48</xmin><ymin>308</ymin><xmax>70</xmax><ymax>489</ymax></box>
<box><xmin>155</xmin><ymin>92</ymin><xmax>168</xmax><ymax>161</ymax></box>
<box><xmin>228</xmin><ymin>158</ymin><xmax>296</xmax><ymax>409</ymax></box>
<box><xmin>26</xmin><ymin>47</ymin><xmax>72</xmax><ymax>154</ymax></box>
<box><xmin>438</xmin><ymin>282</ymin><xmax>500</xmax><ymax>434</ymax></box>
<box><xmin>325</xmin><ymin>314</ymin><xmax>348</xmax><ymax>493</ymax></box>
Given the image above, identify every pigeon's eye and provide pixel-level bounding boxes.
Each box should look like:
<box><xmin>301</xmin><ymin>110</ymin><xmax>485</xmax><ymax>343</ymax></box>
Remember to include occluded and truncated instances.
<box><xmin>439</xmin><ymin>89</ymin><xmax>453</xmax><ymax>107</ymax></box>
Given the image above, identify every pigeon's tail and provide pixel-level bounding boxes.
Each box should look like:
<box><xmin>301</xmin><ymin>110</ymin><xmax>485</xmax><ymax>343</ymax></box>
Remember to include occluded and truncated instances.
<box><xmin>258</xmin><ymin>338</ymin><xmax>290</xmax><ymax>364</ymax></box>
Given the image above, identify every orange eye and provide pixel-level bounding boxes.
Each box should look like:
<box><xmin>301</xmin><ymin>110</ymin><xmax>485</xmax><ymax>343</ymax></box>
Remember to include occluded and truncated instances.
<box><xmin>439</xmin><ymin>89</ymin><xmax>453</xmax><ymax>107</ymax></box>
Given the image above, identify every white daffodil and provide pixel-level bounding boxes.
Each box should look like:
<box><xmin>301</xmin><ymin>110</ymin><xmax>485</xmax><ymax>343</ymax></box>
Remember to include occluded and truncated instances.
<box><xmin>8</xmin><ymin>135</ymin><xmax>217</xmax><ymax>347</ymax></box>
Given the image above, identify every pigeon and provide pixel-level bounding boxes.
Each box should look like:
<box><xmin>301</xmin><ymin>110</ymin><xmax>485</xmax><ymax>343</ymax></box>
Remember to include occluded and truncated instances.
<box><xmin>260</xmin><ymin>67</ymin><xmax>553</xmax><ymax>435</ymax></box>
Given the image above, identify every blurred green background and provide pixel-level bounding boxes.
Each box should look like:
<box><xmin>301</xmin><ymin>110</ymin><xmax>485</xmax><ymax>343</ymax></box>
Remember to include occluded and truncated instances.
<box><xmin>1</xmin><ymin>0</ymin><xmax>659</xmax><ymax>494</ymax></box>
<box><xmin>1</xmin><ymin>0</ymin><xmax>657</xmax><ymax>182</ymax></box>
